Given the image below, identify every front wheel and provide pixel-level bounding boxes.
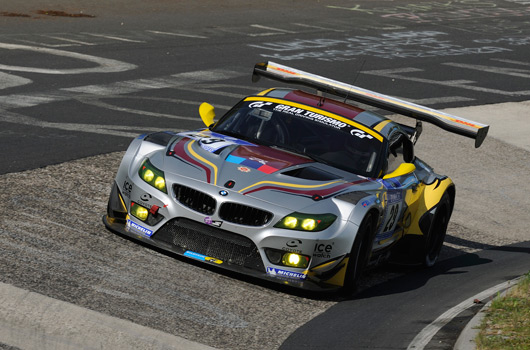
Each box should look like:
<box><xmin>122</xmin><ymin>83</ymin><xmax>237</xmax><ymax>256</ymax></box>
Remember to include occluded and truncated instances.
<box><xmin>343</xmin><ymin>212</ymin><xmax>376</xmax><ymax>293</ymax></box>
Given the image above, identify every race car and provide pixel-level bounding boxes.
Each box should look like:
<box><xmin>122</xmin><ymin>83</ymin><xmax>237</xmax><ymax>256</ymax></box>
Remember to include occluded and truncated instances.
<box><xmin>103</xmin><ymin>61</ymin><xmax>489</xmax><ymax>292</ymax></box>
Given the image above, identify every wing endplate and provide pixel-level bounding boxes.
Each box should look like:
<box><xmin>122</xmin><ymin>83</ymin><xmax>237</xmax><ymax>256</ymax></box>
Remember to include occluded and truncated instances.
<box><xmin>253</xmin><ymin>61</ymin><xmax>489</xmax><ymax>148</ymax></box>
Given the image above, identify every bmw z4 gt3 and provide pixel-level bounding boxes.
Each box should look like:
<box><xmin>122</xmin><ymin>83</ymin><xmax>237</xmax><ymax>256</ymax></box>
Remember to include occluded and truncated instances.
<box><xmin>104</xmin><ymin>62</ymin><xmax>489</xmax><ymax>291</ymax></box>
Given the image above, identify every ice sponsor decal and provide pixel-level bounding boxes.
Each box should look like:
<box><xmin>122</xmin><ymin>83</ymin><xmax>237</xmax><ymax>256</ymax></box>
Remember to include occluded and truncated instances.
<box><xmin>313</xmin><ymin>242</ymin><xmax>334</xmax><ymax>258</ymax></box>
<box><xmin>122</xmin><ymin>178</ymin><xmax>133</xmax><ymax>198</ymax></box>
<box><xmin>184</xmin><ymin>250</ymin><xmax>223</xmax><ymax>264</ymax></box>
<box><xmin>125</xmin><ymin>219</ymin><xmax>153</xmax><ymax>237</ymax></box>
<box><xmin>267</xmin><ymin>267</ymin><xmax>307</xmax><ymax>280</ymax></box>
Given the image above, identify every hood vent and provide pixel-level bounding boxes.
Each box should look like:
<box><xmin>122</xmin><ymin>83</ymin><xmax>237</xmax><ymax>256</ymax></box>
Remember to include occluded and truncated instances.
<box><xmin>282</xmin><ymin>166</ymin><xmax>341</xmax><ymax>181</ymax></box>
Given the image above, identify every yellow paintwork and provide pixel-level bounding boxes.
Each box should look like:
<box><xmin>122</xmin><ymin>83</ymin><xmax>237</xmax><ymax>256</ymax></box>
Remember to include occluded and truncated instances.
<box><xmin>383</xmin><ymin>163</ymin><xmax>416</xmax><ymax>179</ymax></box>
<box><xmin>199</xmin><ymin>102</ymin><xmax>216</xmax><ymax>127</ymax></box>
<box><xmin>374</xmin><ymin>119</ymin><xmax>391</xmax><ymax>132</ymax></box>
<box><xmin>402</xmin><ymin>177</ymin><xmax>453</xmax><ymax>236</ymax></box>
<box><xmin>187</xmin><ymin>140</ymin><xmax>218</xmax><ymax>185</ymax></box>
<box><xmin>238</xmin><ymin>179</ymin><xmax>344</xmax><ymax>194</ymax></box>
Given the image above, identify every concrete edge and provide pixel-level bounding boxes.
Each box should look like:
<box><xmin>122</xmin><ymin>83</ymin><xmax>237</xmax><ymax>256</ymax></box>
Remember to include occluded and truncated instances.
<box><xmin>0</xmin><ymin>282</ymin><xmax>218</xmax><ymax>350</ymax></box>
<box><xmin>453</xmin><ymin>277</ymin><xmax>523</xmax><ymax>350</ymax></box>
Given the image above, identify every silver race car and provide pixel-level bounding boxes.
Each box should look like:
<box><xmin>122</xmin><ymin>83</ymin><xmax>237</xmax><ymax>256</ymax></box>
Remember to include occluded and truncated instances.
<box><xmin>104</xmin><ymin>61</ymin><xmax>489</xmax><ymax>291</ymax></box>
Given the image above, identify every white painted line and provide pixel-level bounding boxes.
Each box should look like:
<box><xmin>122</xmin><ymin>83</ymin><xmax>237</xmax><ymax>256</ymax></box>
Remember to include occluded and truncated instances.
<box><xmin>0</xmin><ymin>282</ymin><xmax>217</xmax><ymax>350</ymax></box>
<box><xmin>0</xmin><ymin>42</ymin><xmax>137</xmax><ymax>74</ymax></box>
<box><xmin>9</xmin><ymin>39</ymin><xmax>76</xmax><ymax>48</ymax></box>
<box><xmin>146</xmin><ymin>30</ymin><xmax>208</xmax><ymax>39</ymax></box>
<box><xmin>363</xmin><ymin>67</ymin><xmax>530</xmax><ymax>96</ymax></box>
<box><xmin>41</xmin><ymin>35</ymin><xmax>97</xmax><ymax>46</ymax></box>
<box><xmin>0</xmin><ymin>110</ymin><xmax>182</xmax><ymax>138</ymax></box>
<box><xmin>292</xmin><ymin>23</ymin><xmax>345</xmax><ymax>32</ymax></box>
<box><xmin>82</xmin><ymin>33</ymin><xmax>145</xmax><ymax>43</ymax></box>
<box><xmin>76</xmin><ymin>97</ymin><xmax>218</xmax><ymax>120</ymax></box>
<box><xmin>250</xmin><ymin>24</ymin><xmax>296</xmax><ymax>33</ymax></box>
<box><xmin>444</xmin><ymin>62</ymin><xmax>530</xmax><ymax>79</ymax></box>
<box><xmin>407</xmin><ymin>277</ymin><xmax>522</xmax><ymax>350</ymax></box>
<box><xmin>0</xmin><ymin>72</ymin><xmax>32</xmax><ymax>90</ymax></box>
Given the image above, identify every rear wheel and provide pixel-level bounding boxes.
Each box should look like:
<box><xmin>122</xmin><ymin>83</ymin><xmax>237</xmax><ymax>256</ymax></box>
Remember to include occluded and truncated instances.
<box><xmin>423</xmin><ymin>192</ymin><xmax>451</xmax><ymax>267</ymax></box>
<box><xmin>343</xmin><ymin>212</ymin><xmax>376</xmax><ymax>293</ymax></box>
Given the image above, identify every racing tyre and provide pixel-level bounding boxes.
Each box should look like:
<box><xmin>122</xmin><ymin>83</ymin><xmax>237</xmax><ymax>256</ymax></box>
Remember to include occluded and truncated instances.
<box><xmin>423</xmin><ymin>192</ymin><xmax>452</xmax><ymax>267</ymax></box>
<box><xmin>343</xmin><ymin>212</ymin><xmax>376</xmax><ymax>293</ymax></box>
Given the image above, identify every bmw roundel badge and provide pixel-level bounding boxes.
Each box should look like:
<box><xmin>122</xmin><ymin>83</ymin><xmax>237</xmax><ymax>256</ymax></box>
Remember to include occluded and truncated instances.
<box><xmin>219</xmin><ymin>190</ymin><xmax>228</xmax><ymax>196</ymax></box>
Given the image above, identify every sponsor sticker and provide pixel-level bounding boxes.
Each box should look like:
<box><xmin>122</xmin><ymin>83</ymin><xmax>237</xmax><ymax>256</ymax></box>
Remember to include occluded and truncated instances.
<box><xmin>125</xmin><ymin>219</ymin><xmax>153</xmax><ymax>237</ymax></box>
<box><xmin>273</xmin><ymin>104</ymin><xmax>347</xmax><ymax>129</ymax></box>
<box><xmin>184</xmin><ymin>250</ymin><xmax>223</xmax><ymax>264</ymax></box>
<box><xmin>204</xmin><ymin>217</ymin><xmax>223</xmax><ymax>227</ymax></box>
<box><xmin>266</xmin><ymin>267</ymin><xmax>307</xmax><ymax>280</ymax></box>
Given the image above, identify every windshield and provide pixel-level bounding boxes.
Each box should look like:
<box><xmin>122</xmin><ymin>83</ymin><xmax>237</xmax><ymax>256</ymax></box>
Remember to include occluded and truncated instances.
<box><xmin>212</xmin><ymin>99</ymin><xmax>384</xmax><ymax>177</ymax></box>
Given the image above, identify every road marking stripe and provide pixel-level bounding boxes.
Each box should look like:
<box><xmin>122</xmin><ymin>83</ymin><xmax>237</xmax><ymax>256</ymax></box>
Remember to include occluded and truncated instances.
<box><xmin>0</xmin><ymin>42</ymin><xmax>137</xmax><ymax>74</ymax></box>
<box><xmin>82</xmin><ymin>33</ymin><xmax>145</xmax><ymax>43</ymax></box>
<box><xmin>407</xmin><ymin>277</ymin><xmax>522</xmax><ymax>350</ymax></box>
<box><xmin>146</xmin><ymin>30</ymin><xmax>208</xmax><ymax>39</ymax></box>
<box><xmin>250</xmin><ymin>24</ymin><xmax>296</xmax><ymax>33</ymax></box>
<box><xmin>41</xmin><ymin>35</ymin><xmax>97</xmax><ymax>46</ymax></box>
<box><xmin>292</xmin><ymin>23</ymin><xmax>345</xmax><ymax>32</ymax></box>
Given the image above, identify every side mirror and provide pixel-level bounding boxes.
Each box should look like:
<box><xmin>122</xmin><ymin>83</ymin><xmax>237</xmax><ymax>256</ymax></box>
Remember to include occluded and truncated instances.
<box><xmin>199</xmin><ymin>102</ymin><xmax>216</xmax><ymax>127</ymax></box>
<box><xmin>383</xmin><ymin>163</ymin><xmax>416</xmax><ymax>179</ymax></box>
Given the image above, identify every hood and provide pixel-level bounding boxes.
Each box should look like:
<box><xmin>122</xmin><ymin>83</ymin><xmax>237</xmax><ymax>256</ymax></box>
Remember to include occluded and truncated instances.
<box><xmin>162</xmin><ymin>130</ymin><xmax>379</xmax><ymax>209</ymax></box>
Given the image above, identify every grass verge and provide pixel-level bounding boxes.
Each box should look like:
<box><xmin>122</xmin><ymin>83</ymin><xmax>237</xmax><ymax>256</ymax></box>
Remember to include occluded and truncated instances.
<box><xmin>476</xmin><ymin>271</ymin><xmax>530</xmax><ymax>350</ymax></box>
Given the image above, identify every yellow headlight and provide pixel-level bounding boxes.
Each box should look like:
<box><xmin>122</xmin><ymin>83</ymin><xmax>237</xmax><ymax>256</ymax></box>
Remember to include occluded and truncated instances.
<box><xmin>143</xmin><ymin>169</ymin><xmax>154</xmax><ymax>182</ymax></box>
<box><xmin>288</xmin><ymin>253</ymin><xmax>300</xmax><ymax>265</ymax></box>
<box><xmin>301</xmin><ymin>218</ymin><xmax>316</xmax><ymax>231</ymax></box>
<box><xmin>154</xmin><ymin>176</ymin><xmax>166</xmax><ymax>191</ymax></box>
<box><xmin>283</xmin><ymin>216</ymin><xmax>298</xmax><ymax>229</ymax></box>
<box><xmin>281</xmin><ymin>252</ymin><xmax>309</xmax><ymax>268</ymax></box>
<box><xmin>131</xmin><ymin>204</ymin><xmax>149</xmax><ymax>221</ymax></box>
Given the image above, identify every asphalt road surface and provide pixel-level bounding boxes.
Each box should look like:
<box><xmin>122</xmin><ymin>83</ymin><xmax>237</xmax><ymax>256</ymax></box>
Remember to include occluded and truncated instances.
<box><xmin>1</xmin><ymin>1</ymin><xmax>529</xmax><ymax>349</ymax></box>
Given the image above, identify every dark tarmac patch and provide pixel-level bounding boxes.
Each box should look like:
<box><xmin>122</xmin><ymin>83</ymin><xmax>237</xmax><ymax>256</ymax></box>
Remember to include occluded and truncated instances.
<box><xmin>0</xmin><ymin>12</ymin><xmax>31</xmax><ymax>17</ymax></box>
<box><xmin>36</xmin><ymin>10</ymin><xmax>95</xmax><ymax>18</ymax></box>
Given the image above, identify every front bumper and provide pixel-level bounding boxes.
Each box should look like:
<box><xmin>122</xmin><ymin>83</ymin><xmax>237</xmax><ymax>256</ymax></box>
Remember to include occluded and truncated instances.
<box><xmin>103</xmin><ymin>213</ymin><xmax>344</xmax><ymax>292</ymax></box>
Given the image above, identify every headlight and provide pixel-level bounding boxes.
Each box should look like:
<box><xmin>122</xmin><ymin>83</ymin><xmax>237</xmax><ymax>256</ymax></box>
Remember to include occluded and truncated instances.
<box><xmin>274</xmin><ymin>212</ymin><xmax>336</xmax><ymax>232</ymax></box>
<box><xmin>139</xmin><ymin>159</ymin><xmax>167</xmax><ymax>193</ymax></box>
<box><xmin>129</xmin><ymin>201</ymin><xmax>165</xmax><ymax>226</ymax></box>
<box><xmin>130</xmin><ymin>202</ymin><xmax>149</xmax><ymax>221</ymax></box>
<box><xmin>265</xmin><ymin>248</ymin><xmax>310</xmax><ymax>269</ymax></box>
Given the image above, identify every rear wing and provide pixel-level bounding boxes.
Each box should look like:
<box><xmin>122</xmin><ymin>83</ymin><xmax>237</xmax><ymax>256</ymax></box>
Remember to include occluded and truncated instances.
<box><xmin>252</xmin><ymin>61</ymin><xmax>489</xmax><ymax>148</ymax></box>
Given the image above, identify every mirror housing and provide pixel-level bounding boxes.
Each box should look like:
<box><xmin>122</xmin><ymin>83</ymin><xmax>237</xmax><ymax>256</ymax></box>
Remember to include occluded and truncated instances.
<box><xmin>199</xmin><ymin>102</ymin><xmax>216</xmax><ymax>127</ymax></box>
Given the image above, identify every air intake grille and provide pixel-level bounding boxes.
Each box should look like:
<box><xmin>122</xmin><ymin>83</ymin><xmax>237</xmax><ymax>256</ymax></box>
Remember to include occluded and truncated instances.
<box><xmin>219</xmin><ymin>202</ymin><xmax>273</xmax><ymax>227</ymax></box>
<box><xmin>153</xmin><ymin>218</ymin><xmax>264</xmax><ymax>271</ymax></box>
<box><xmin>173</xmin><ymin>184</ymin><xmax>216</xmax><ymax>215</ymax></box>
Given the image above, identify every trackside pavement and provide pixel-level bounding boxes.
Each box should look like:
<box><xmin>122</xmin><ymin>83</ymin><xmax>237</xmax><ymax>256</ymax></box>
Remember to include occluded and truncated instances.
<box><xmin>0</xmin><ymin>282</ymin><xmax>217</xmax><ymax>350</ymax></box>
<box><xmin>1</xmin><ymin>101</ymin><xmax>528</xmax><ymax>350</ymax></box>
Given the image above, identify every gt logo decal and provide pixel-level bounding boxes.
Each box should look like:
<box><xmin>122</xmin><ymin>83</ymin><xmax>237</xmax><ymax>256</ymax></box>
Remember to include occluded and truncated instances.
<box><xmin>351</xmin><ymin>129</ymin><xmax>374</xmax><ymax>139</ymax></box>
<box><xmin>249</xmin><ymin>101</ymin><xmax>273</xmax><ymax>108</ymax></box>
